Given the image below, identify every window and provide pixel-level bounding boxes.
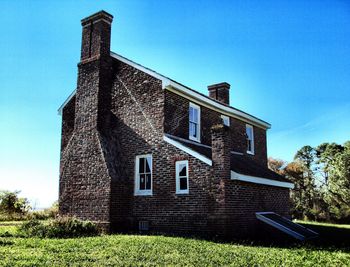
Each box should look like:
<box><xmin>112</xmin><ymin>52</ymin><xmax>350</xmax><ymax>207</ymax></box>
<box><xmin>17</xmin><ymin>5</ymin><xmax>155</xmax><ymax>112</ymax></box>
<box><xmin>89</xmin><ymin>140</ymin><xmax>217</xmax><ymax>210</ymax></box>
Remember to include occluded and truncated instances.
<box><xmin>176</xmin><ymin>160</ymin><xmax>189</xmax><ymax>194</ymax></box>
<box><xmin>135</xmin><ymin>154</ymin><xmax>152</xmax><ymax>195</ymax></box>
<box><xmin>246</xmin><ymin>124</ymin><xmax>254</xmax><ymax>154</ymax></box>
<box><xmin>189</xmin><ymin>103</ymin><xmax>201</xmax><ymax>142</ymax></box>
<box><xmin>221</xmin><ymin>115</ymin><xmax>230</xmax><ymax>126</ymax></box>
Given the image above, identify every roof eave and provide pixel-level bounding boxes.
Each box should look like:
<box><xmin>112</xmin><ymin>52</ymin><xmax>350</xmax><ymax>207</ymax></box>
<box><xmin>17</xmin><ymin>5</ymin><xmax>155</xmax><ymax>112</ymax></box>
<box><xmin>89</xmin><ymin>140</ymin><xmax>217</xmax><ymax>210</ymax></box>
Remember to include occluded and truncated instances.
<box><xmin>57</xmin><ymin>52</ymin><xmax>272</xmax><ymax>130</ymax></box>
<box><xmin>57</xmin><ymin>89</ymin><xmax>76</xmax><ymax>115</ymax></box>
<box><xmin>164</xmin><ymin>81</ymin><xmax>271</xmax><ymax>130</ymax></box>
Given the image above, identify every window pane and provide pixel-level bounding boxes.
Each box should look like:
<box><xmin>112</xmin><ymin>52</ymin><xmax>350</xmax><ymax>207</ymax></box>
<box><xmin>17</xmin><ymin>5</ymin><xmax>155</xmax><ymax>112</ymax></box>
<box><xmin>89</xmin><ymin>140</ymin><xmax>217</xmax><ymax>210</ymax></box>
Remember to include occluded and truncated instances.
<box><xmin>189</xmin><ymin>107</ymin><xmax>194</xmax><ymax>121</ymax></box>
<box><xmin>246</xmin><ymin>127</ymin><xmax>252</xmax><ymax>140</ymax></box>
<box><xmin>190</xmin><ymin>122</ymin><xmax>197</xmax><ymax>138</ymax></box>
<box><xmin>145</xmin><ymin>157</ymin><xmax>151</xmax><ymax>173</ymax></box>
<box><xmin>140</xmin><ymin>174</ymin><xmax>146</xmax><ymax>190</ymax></box>
<box><xmin>139</xmin><ymin>158</ymin><xmax>145</xmax><ymax>173</ymax></box>
<box><xmin>180</xmin><ymin>177</ymin><xmax>188</xmax><ymax>190</ymax></box>
<box><xmin>247</xmin><ymin>140</ymin><xmax>252</xmax><ymax>151</ymax></box>
<box><xmin>179</xmin><ymin>164</ymin><xmax>187</xmax><ymax>177</ymax></box>
<box><xmin>146</xmin><ymin>174</ymin><xmax>151</xmax><ymax>190</ymax></box>
<box><xmin>222</xmin><ymin>116</ymin><xmax>229</xmax><ymax>126</ymax></box>
<box><xmin>192</xmin><ymin>108</ymin><xmax>198</xmax><ymax>123</ymax></box>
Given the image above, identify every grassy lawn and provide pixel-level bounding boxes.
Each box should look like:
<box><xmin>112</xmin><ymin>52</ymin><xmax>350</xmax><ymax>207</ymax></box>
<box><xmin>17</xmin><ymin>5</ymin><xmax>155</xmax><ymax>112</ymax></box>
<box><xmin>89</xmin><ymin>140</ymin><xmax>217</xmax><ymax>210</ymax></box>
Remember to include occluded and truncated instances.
<box><xmin>0</xmin><ymin>222</ymin><xmax>350</xmax><ymax>266</ymax></box>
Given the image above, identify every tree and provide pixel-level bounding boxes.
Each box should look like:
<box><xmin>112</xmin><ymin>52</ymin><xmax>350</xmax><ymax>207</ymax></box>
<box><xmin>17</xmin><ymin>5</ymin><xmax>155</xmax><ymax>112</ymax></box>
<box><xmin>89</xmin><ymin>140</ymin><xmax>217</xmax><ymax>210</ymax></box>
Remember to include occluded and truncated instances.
<box><xmin>293</xmin><ymin>146</ymin><xmax>317</xmax><ymax>219</ymax></box>
<box><xmin>270</xmin><ymin>141</ymin><xmax>350</xmax><ymax>222</ymax></box>
<box><xmin>283</xmin><ymin>161</ymin><xmax>306</xmax><ymax>219</ymax></box>
<box><xmin>268</xmin><ymin>157</ymin><xmax>285</xmax><ymax>175</ymax></box>
<box><xmin>315</xmin><ymin>142</ymin><xmax>344</xmax><ymax>185</ymax></box>
<box><xmin>324</xmin><ymin>143</ymin><xmax>350</xmax><ymax>221</ymax></box>
<box><xmin>0</xmin><ymin>190</ymin><xmax>30</xmax><ymax>216</ymax></box>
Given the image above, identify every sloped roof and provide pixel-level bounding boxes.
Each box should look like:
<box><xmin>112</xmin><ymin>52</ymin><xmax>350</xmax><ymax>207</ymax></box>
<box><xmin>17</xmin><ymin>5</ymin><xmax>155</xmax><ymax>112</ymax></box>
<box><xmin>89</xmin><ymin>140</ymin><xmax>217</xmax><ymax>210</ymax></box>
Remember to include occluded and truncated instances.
<box><xmin>58</xmin><ymin>52</ymin><xmax>271</xmax><ymax>129</ymax></box>
<box><xmin>164</xmin><ymin>134</ymin><xmax>291</xmax><ymax>184</ymax></box>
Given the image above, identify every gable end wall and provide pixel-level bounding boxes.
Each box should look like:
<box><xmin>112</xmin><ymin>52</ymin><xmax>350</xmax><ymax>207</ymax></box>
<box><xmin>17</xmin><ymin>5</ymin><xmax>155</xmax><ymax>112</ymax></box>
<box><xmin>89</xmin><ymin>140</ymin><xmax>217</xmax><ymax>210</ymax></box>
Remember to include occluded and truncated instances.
<box><xmin>164</xmin><ymin>90</ymin><xmax>268</xmax><ymax>166</ymax></box>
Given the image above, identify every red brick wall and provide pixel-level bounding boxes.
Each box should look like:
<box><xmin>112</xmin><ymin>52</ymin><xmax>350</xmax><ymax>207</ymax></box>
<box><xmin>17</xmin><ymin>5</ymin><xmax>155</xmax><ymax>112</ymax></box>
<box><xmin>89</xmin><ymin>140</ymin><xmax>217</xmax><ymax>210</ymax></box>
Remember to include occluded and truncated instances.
<box><xmin>60</xmin><ymin>96</ymin><xmax>75</xmax><ymax>152</ymax></box>
<box><xmin>59</xmin><ymin>11</ymin><xmax>286</xmax><ymax>237</ymax></box>
<box><xmin>225</xmin><ymin>180</ymin><xmax>290</xmax><ymax>238</ymax></box>
<box><xmin>108</xmin><ymin>59</ymin><xmax>214</xmax><ymax>234</ymax></box>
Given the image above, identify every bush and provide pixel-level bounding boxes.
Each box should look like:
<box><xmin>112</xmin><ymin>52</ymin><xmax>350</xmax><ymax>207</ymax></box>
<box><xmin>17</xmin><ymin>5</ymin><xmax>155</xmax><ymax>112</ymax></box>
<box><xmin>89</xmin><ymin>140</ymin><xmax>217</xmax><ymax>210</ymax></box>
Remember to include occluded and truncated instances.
<box><xmin>18</xmin><ymin>219</ymin><xmax>47</xmax><ymax>238</ymax></box>
<box><xmin>29</xmin><ymin>202</ymin><xmax>59</xmax><ymax>220</ymax></box>
<box><xmin>18</xmin><ymin>217</ymin><xmax>100</xmax><ymax>238</ymax></box>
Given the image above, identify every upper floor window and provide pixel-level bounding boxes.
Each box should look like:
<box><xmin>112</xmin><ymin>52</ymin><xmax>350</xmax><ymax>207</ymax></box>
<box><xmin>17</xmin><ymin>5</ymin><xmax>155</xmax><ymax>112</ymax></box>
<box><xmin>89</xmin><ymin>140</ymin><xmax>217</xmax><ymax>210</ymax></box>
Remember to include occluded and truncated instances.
<box><xmin>189</xmin><ymin>103</ymin><xmax>201</xmax><ymax>142</ymax></box>
<box><xmin>221</xmin><ymin>115</ymin><xmax>230</xmax><ymax>126</ymax></box>
<box><xmin>246</xmin><ymin>124</ymin><xmax>254</xmax><ymax>154</ymax></box>
<box><xmin>135</xmin><ymin>154</ymin><xmax>152</xmax><ymax>195</ymax></box>
<box><xmin>176</xmin><ymin>160</ymin><xmax>189</xmax><ymax>194</ymax></box>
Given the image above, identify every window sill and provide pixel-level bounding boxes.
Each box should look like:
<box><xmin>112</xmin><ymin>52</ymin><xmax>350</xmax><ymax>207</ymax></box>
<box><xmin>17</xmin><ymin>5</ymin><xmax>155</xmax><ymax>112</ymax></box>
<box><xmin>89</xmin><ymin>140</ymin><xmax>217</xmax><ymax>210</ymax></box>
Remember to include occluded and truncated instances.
<box><xmin>247</xmin><ymin>151</ymin><xmax>255</xmax><ymax>155</ymax></box>
<box><xmin>176</xmin><ymin>191</ymin><xmax>189</xmax><ymax>195</ymax></box>
<box><xmin>134</xmin><ymin>191</ymin><xmax>153</xmax><ymax>196</ymax></box>
<box><xmin>189</xmin><ymin>136</ymin><xmax>200</xmax><ymax>143</ymax></box>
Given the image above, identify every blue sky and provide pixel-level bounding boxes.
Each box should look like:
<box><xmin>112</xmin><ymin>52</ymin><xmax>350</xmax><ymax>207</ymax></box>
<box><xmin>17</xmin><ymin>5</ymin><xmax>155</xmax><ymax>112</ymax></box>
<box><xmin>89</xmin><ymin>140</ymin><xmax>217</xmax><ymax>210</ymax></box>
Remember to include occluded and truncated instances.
<box><xmin>0</xmin><ymin>0</ymin><xmax>349</xmax><ymax>208</ymax></box>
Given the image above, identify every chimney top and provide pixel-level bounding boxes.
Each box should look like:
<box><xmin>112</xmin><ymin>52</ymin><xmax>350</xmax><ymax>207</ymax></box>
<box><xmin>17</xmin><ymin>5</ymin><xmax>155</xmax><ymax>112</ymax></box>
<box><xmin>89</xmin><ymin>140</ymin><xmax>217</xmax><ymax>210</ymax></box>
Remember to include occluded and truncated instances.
<box><xmin>81</xmin><ymin>10</ymin><xmax>113</xmax><ymax>27</ymax></box>
<box><xmin>80</xmin><ymin>10</ymin><xmax>113</xmax><ymax>61</ymax></box>
<box><xmin>207</xmin><ymin>82</ymin><xmax>231</xmax><ymax>105</ymax></box>
<box><xmin>207</xmin><ymin>82</ymin><xmax>230</xmax><ymax>91</ymax></box>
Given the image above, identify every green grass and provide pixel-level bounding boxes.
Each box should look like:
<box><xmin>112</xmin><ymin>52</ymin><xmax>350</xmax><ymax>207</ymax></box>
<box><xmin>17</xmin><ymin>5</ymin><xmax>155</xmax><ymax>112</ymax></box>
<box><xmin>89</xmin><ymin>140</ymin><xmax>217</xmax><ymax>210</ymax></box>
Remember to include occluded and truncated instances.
<box><xmin>296</xmin><ymin>220</ymin><xmax>350</xmax><ymax>229</ymax></box>
<box><xmin>0</xmin><ymin>222</ymin><xmax>350</xmax><ymax>266</ymax></box>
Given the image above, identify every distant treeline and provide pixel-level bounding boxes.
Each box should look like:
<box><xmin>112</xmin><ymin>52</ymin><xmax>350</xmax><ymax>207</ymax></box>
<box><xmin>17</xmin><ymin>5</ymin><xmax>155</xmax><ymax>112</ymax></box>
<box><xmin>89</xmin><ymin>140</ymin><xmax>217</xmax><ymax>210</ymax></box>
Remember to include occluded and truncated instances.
<box><xmin>269</xmin><ymin>141</ymin><xmax>350</xmax><ymax>223</ymax></box>
<box><xmin>0</xmin><ymin>190</ymin><xmax>57</xmax><ymax>221</ymax></box>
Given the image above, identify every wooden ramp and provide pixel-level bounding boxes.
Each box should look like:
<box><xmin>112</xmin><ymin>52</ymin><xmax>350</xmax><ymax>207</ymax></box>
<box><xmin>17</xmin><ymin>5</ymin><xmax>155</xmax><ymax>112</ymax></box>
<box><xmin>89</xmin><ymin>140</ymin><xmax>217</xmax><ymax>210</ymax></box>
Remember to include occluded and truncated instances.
<box><xmin>256</xmin><ymin>212</ymin><xmax>319</xmax><ymax>240</ymax></box>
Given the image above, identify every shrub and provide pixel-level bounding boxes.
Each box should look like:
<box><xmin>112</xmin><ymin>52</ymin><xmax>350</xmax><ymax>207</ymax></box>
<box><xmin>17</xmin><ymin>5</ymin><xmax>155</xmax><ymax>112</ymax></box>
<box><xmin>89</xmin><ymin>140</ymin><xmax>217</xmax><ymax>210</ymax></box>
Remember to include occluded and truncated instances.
<box><xmin>18</xmin><ymin>219</ymin><xmax>47</xmax><ymax>238</ymax></box>
<box><xmin>18</xmin><ymin>217</ymin><xmax>100</xmax><ymax>238</ymax></box>
<box><xmin>29</xmin><ymin>202</ymin><xmax>59</xmax><ymax>220</ymax></box>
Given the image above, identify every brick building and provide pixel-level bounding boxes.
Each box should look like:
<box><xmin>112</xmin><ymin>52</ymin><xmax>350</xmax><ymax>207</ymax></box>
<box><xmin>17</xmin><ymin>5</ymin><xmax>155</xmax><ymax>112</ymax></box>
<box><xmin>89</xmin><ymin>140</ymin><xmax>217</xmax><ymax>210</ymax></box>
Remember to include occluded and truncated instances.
<box><xmin>58</xmin><ymin>11</ymin><xmax>293</xmax><ymax>238</ymax></box>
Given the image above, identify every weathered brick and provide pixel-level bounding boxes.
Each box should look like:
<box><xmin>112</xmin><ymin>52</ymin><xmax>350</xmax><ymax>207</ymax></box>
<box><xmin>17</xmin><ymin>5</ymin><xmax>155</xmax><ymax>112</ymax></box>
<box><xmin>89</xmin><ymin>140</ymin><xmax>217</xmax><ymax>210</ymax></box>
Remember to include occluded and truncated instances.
<box><xmin>59</xmin><ymin>10</ymin><xmax>290</xmax><ymax>238</ymax></box>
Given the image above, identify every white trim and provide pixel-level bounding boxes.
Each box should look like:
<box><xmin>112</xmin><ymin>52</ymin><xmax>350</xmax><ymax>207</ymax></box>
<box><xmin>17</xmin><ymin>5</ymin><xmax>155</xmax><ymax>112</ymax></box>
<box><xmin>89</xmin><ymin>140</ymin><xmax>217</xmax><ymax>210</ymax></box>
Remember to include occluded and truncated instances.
<box><xmin>165</xmin><ymin>83</ymin><xmax>271</xmax><ymax>130</ymax></box>
<box><xmin>134</xmin><ymin>154</ymin><xmax>153</xmax><ymax>196</ymax></box>
<box><xmin>246</xmin><ymin>124</ymin><xmax>254</xmax><ymax>155</ymax></box>
<box><xmin>175</xmin><ymin>160</ymin><xmax>189</xmax><ymax>194</ymax></box>
<box><xmin>221</xmin><ymin>115</ymin><xmax>230</xmax><ymax>126</ymax></box>
<box><xmin>58</xmin><ymin>89</ymin><xmax>77</xmax><ymax>115</ymax></box>
<box><xmin>231</xmin><ymin>151</ymin><xmax>244</xmax><ymax>155</ymax></box>
<box><xmin>163</xmin><ymin>135</ymin><xmax>212</xmax><ymax>166</ymax></box>
<box><xmin>112</xmin><ymin>52</ymin><xmax>270</xmax><ymax>129</ymax></box>
<box><xmin>189</xmin><ymin>102</ymin><xmax>201</xmax><ymax>143</ymax></box>
<box><xmin>58</xmin><ymin>52</ymin><xmax>272</xmax><ymax>130</ymax></box>
<box><xmin>164</xmin><ymin>134</ymin><xmax>211</xmax><ymax>149</ymax></box>
<box><xmin>231</xmin><ymin>171</ymin><xmax>294</xmax><ymax>189</ymax></box>
<box><xmin>110</xmin><ymin>52</ymin><xmax>170</xmax><ymax>89</ymax></box>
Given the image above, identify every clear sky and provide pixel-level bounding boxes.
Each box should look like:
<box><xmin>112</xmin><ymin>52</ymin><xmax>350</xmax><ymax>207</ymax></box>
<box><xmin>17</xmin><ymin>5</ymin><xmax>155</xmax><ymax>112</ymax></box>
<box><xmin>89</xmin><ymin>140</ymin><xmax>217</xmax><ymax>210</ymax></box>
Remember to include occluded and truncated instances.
<box><xmin>0</xmin><ymin>0</ymin><xmax>349</xmax><ymax>208</ymax></box>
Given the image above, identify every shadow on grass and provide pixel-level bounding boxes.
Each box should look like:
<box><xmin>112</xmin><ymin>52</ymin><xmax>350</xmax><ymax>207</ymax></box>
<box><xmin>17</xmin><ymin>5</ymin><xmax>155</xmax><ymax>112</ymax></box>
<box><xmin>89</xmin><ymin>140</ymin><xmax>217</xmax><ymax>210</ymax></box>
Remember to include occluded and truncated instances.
<box><xmin>118</xmin><ymin>222</ymin><xmax>350</xmax><ymax>252</ymax></box>
<box><xmin>297</xmin><ymin>223</ymin><xmax>350</xmax><ymax>250</ymax></box>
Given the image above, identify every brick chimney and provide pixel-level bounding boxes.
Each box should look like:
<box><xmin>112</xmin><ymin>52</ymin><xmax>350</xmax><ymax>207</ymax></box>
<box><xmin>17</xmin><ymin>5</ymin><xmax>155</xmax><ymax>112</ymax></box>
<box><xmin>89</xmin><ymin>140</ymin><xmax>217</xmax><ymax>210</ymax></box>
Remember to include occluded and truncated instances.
<box><xmin>80</xmin><ymin>10</ymin><xmax>113</xmax><ymax>62</ymax></box>
<box><xmin>75</xmin><ymin>10</ymin><xmax>114</xmax><ymax>132</ymax></box>
<box><xmin>211</xmin><ymin>124</ymin><xmax>231</xmax><ymax>182</ymax></box>
<box><xmin>209</xmin><ymin>123</ymin><xmax>231</xmax><ymax>236</ymax></box>
<box><xmin>208</xmin><ymin>82</ymin><xmax>230</xmax><ymax>105</ymax></box>
<box><xmin>59</xmin><ymin>11</ymin><xmax>115</xmax><ymax>228</ymax></box>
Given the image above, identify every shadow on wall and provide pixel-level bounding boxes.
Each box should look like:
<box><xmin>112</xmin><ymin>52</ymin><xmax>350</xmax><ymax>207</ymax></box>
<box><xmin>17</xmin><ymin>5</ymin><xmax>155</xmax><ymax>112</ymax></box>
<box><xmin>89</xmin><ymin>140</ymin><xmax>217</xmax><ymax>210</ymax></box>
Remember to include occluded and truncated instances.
<box><xmin>103</xmin><ymin>111</ymin><xmax>154</xmax><ymax>231</ymax></box>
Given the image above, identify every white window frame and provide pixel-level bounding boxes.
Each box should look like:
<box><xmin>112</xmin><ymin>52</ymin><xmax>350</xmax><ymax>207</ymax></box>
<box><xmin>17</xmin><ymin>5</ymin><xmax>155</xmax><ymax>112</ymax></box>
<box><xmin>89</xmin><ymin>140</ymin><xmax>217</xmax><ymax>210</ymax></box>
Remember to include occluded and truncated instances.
<box><xmin>134</xmin><ymin>154</ymin><xmax>153</xmax><ymax>196</ymax></box>
<box><xmin>189</xmin><ymin>102</ymin><xmax>201</xmax><ymax>142</ymax></box>
<box><xmin>246</xmin><ymin>124</ymin><xmax>255</xmax><ymax>155</ymax></box>
<box><xmin>175</xmin><ymin>160</ymin><xmax>189</xmax><ymax>194</ymax></box>
<box><xmin>221</xmin><ymin>115</ymin><xmax>230</xmax><ymax>126</ymax></box>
